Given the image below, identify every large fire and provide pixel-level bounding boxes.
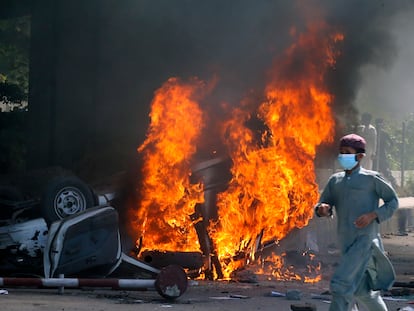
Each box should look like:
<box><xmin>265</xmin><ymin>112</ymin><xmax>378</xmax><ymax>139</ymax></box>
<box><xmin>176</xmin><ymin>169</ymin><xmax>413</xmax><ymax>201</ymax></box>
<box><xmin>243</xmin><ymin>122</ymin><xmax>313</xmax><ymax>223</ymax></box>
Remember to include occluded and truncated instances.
<box><xmin>134</xmin><ymin>77</ymin><xmax>206</xmax><ymax>251</ymax></box>
<box><xmin>133</xmin><ymin>21</ymin><xmax>343</xmax><ymax>280</ymax></box>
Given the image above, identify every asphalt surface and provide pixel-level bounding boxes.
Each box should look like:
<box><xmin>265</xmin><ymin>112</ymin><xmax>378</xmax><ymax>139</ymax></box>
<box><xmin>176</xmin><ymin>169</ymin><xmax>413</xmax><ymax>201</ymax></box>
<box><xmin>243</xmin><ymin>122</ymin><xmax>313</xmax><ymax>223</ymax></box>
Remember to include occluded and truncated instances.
<box><xmin>1</xmin><ymin>197</ymin><xmax>413</xmax><ymax>311</ymax></box>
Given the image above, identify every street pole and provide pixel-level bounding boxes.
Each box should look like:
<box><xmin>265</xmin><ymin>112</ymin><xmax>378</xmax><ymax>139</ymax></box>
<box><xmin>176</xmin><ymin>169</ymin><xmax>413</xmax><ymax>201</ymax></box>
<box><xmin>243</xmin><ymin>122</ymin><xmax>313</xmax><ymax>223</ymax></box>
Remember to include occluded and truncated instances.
<box><xmin>376</xmin><ymin>124</ymin><xmax>381</xmax><ymax>171</ymax></box>
<box><xmin>401</xmin><ymin>121</ymin><xmax>406</xmax><ymax>188</ymax></box>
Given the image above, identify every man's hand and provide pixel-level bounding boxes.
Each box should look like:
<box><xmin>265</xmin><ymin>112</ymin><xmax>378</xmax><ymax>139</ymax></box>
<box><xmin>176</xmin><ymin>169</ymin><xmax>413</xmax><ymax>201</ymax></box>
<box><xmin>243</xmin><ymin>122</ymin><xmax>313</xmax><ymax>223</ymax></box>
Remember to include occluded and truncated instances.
<box><xmin>316</xmin><ymin>203</ymin><xmax>331</xmax><ymax>217</ymax></box>
<box><xmin>354</xmin><ymin>212</ymin><xmax>378</xmax><ymax>228</ymax></box>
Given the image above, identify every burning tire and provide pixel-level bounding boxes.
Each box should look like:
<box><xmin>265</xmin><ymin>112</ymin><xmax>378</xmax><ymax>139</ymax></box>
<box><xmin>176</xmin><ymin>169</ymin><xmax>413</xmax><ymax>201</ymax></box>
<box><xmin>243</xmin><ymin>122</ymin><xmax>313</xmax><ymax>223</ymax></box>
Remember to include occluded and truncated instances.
<box><xmin>40</xmin><ymin>176</ymin><xmax>95</xmax><ymax>224</ymax></box>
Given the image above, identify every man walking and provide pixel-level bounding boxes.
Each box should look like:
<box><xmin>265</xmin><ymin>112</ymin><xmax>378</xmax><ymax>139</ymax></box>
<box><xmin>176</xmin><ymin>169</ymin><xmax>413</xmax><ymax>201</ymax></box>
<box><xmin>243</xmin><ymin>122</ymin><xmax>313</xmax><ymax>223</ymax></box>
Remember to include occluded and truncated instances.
<box><xmin>315</xmin><ymin>133</ymin><xmax>398</xmax><ymax>311</ymax></box>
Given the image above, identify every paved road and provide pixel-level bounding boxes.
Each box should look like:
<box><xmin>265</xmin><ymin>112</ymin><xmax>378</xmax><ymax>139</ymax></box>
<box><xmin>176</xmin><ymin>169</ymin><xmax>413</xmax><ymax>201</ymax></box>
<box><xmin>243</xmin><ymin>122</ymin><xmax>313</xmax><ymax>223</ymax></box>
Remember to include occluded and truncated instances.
<box><xmin>1</xmin><ymin>198</ymin><xmax>413</xmax><ymax>311</ymax></box>
<box><xmin>0</xmin><ymin>278</ymin><xmax>412</xmax><ymax>311</ymax></box>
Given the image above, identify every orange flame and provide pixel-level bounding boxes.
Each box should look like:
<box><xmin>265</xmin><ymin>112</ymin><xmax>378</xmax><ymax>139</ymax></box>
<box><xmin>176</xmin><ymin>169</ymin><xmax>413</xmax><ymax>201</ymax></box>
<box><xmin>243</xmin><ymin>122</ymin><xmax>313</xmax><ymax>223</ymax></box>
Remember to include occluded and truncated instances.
<box><xmin>212</xmin><ymin>21</ymin><xmax>342</xmax><ymax>277</ymax></box>
<box><xmin>134</xmin><ymin>22</ymin><xmax>343</xmax><ymax>279</ymax></box>
<box><xmin>261</xmin><ymin>253</ymin><xmax>303</xmax><ymax>282</ymax></box>
<box><xmin>134</xmin><ymin>77</ymin><xmax>206</xmax><ymax>251</ymax></box>
<box><xmin>251</xmin><ymin>251</ymin><xmax>322</xmax><ymax>283</ymax></box>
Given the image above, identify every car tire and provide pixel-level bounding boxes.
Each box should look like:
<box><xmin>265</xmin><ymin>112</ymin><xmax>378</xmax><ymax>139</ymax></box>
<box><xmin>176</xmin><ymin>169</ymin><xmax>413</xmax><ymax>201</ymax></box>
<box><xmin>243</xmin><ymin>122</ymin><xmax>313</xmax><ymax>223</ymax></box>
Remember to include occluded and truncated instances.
<box><xmin>40</xmin><ymin>175</ymin><xmax>95</xmax><ymax>224</ymax></box>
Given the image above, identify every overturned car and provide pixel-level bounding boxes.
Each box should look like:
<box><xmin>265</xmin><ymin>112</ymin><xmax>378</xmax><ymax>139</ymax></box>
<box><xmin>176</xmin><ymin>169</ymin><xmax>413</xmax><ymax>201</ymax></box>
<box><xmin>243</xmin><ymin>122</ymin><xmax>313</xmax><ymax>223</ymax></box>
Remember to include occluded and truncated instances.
<box><xmin>0</xmin><ymin>169</ymin><xmax>187</xmax><ymax>299</ymax></box>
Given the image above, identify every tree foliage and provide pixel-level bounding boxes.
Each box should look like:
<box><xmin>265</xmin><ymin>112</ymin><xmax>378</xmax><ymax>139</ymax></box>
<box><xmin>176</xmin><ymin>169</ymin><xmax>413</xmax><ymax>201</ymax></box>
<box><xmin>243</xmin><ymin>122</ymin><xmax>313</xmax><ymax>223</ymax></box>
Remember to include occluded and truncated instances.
<box><xmin>0</xmin><ymin>16</ymin><xmax>30</xmax><ymax>173</ymax></box>
<box><xmin>380</xmin><ymin>115</ymin><xmax>414</xmax><ymax>196</ymax></box>
<box><xmin>0</xmin><ymin>16</ymin><xmax>30</xmax><ymax>94</ymax></box>
<box><xmin>385</xmin><ymin>115</ymin><xmax>414</xmax><ymax>171</ymax></box>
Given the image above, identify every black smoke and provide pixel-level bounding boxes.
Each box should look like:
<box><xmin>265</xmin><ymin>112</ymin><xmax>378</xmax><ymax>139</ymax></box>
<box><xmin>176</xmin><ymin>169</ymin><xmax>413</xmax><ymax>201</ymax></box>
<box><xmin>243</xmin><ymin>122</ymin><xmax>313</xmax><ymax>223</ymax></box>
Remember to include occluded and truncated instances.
<box><xmin>24</xmin><ymin>0</ymin><xmax>414</xmax><ymax>178</ymax></box>
<box><xmin>100</xmin><ymin>0</ymin><xmax>414</xmax><ymax>143</ymax></box>
<box><xmin>77</xmin><ymin>0</ymin><xmax>414</xmax><ymax>242</ymax></box>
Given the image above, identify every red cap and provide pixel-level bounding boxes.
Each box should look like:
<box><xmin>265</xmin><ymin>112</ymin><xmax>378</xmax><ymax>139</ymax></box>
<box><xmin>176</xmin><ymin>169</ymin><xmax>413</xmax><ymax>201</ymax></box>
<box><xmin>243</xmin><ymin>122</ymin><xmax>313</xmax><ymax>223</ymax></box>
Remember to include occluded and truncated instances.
<box><xmin>339</xmin><ymin>134</ymin><xmax>366</xmax><ymax>153</ymax></box>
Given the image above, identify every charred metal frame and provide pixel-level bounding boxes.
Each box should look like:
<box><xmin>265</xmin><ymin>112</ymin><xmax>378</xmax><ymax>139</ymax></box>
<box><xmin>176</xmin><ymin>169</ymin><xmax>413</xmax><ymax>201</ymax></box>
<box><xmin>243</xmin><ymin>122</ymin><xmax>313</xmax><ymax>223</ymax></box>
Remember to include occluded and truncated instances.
<box><xmin>190</xmin><ymin>157</ymin><xmax>232</xmax><ymax>279</ymax></box>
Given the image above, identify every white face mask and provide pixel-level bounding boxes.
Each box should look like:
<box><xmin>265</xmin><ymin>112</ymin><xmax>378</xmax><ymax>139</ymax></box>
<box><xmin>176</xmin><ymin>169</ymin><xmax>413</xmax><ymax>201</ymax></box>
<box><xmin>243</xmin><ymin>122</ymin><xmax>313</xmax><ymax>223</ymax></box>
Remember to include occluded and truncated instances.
<box><xmin>337</xmin><ymin>154</ymin><xmax>358</xmax><ymax>170</ymax></box>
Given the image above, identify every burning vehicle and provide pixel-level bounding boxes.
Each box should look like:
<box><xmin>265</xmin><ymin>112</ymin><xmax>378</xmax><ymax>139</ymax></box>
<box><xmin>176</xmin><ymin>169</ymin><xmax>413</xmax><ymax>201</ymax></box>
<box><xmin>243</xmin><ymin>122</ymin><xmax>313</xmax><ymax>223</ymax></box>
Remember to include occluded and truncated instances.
<box><xmin>0</xmin><ymin>17</ymin><xmax>341</xmax><ymax>288</ymax></box>
<box><xmin>0</xmin><ymin>168</ymin><xmax>188</xmax><ymax>299</ymax></box>
<box><xmin>128</xmin><ymin>20</ymin><xmax>343</xmax><ymax>282</ymax></box>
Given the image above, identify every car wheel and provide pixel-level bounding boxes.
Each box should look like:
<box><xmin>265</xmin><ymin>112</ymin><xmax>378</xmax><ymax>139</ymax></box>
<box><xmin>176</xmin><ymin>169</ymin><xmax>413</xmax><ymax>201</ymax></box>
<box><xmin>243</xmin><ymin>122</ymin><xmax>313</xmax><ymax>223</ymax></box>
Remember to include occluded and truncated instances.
<box><xmin>40</xmin><ymin>176</ymin><xmax>95</xmax><ymax>224</ymax></box>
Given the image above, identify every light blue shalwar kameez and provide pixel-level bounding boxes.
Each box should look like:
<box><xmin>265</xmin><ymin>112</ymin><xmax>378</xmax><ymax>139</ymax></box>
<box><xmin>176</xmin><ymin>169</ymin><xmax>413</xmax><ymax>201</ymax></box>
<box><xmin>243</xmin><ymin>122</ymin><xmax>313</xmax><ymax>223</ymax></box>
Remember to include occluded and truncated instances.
<box><xmin>318</xmin><ymin>166</ymin><xmax>399</xmax><ymax>311</ymax></box>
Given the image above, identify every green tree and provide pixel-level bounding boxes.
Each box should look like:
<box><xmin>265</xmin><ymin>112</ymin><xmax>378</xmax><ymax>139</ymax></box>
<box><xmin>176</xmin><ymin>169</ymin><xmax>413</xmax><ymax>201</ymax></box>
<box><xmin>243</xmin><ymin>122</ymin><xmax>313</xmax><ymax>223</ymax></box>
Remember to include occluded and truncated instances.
<box><xmin>0</xmin><ymin>16</ymin><xmax>30</xmax><ymax>94</ymax></box>
<box><xmin>0</xmin><ymin>16</ymin><xmax>30</xmax><ymax>173</ymax></box>
<box><xmin>383</xmin><ymin>114</ymin><xmax>414</xmax><ymax>195</ymax></box>
<box><xmin>387</xmin><ymin>115</ymin><xmax>414</xmax><ymax>171</ymax></box>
